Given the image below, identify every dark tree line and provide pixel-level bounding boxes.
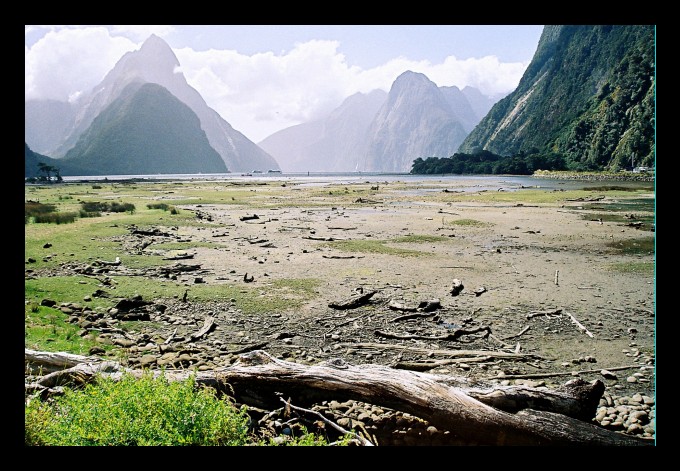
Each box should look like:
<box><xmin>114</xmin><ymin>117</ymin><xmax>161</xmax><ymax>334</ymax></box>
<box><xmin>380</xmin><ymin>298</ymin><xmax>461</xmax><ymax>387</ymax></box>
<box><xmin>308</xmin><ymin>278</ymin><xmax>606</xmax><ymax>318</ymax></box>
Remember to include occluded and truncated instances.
<box><xmin>410</xmin><ymin>150</ymin><xmax>568</xmax><ymax>175</ymax></box>
<box><xmin>30</xmin><ymin>162</ymin><xmax>63</xmax><ymax>183</ymax></box>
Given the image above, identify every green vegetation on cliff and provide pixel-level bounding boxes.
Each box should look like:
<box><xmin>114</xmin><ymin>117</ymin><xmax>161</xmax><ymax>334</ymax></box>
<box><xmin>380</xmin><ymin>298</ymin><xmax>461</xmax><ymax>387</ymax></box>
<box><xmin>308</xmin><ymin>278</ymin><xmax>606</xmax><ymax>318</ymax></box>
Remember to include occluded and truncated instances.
<box><xmin>61</xmin><ymin>82</ymin><xmax>228</xmax><ymax>175</ymax></box>
<box><xmin>410</xmin><ymin>149</ymin><xmax>567</xmax><ymax>175</ymax></box>
<box><xmin>458</xmin><ymin>25</ymin><xmax>655</xmax><ymax>172</ymax></box>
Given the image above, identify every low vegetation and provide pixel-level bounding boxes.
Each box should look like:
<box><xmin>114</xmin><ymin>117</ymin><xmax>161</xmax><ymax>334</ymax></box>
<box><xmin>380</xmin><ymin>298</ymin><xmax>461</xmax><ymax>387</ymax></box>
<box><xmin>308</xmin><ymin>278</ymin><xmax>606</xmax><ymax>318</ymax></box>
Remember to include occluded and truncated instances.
<box><xmin>446</xmin><ymin>218</ymin><xmax>491</xmax><ymax>227</ymax></box>
<box><xmin>25</xmin><ymin>371</ymin><xmax>343</xmax><ymax>446</ymax></box>
<box><xmin>324</xmin><ymin>239</ymin><xmax>427</xmax><ymax>257</ymax></box>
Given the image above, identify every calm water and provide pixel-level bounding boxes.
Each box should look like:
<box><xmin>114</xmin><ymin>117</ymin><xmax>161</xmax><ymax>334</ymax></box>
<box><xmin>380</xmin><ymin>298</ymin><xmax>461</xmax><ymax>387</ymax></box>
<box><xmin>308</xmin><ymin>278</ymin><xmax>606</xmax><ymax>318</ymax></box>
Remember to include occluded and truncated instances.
<box><xmin>60</xmin><ymin>172</ymin><xmax>655</xmax><ymax>193</ymax></box>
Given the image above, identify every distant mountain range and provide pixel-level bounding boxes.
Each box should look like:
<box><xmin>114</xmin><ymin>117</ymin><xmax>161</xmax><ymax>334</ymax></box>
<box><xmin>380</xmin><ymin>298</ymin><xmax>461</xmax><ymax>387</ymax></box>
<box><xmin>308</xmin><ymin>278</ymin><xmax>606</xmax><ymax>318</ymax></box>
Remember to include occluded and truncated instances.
<box><xmin>25</xmin><ymin>34</ymin><xmax>279</xmax><ymax>175</ymax></box>
<box><xmin>259</xmin><ymin>72</ymin><xmax>500</xmax><ymax>173</ymax></box>
<box><xmin>25</xmin><ymin>26</ymin><xmax>654</xmax><ymax>177</ymax></box>
<box><xmin>25</xmin><ymin>34</ymin><xmax>501</xmax><ymax>176</ymax></box>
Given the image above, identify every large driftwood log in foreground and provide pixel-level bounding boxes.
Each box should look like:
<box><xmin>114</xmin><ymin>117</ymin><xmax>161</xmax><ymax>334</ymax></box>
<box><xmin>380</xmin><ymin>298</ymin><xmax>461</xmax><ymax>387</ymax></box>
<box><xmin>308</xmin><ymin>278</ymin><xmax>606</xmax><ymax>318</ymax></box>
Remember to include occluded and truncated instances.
<box><xmin>24</xmin><ymin>349</ymin><xmax>650</xmax><ymax>446</ymax></box>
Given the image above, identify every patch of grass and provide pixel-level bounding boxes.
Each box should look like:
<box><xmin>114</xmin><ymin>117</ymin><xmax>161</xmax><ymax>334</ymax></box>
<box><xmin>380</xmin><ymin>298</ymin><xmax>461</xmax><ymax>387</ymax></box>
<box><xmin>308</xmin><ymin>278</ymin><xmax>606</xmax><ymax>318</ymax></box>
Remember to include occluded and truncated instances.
<box><xmin>25</xmin><ymin>371</ymin><xmax>343</xmax><ymax>446</ymax></box>
<box><xmin>606</xmin><ymin>236</ymin><xmax>655</xmax><ymax>255</ymax></box>
<box><xmin>578</xmin><ymin>212</ymin><xmax>655</xmax><ymax>231</ymax></box>
<box><xmin>439</xmin><ymin>188</ymin><xmax>654</xmax><ymax>206</ymax></box>
<box><xmin>24</xmin><ymin>304</ymin><xmax>106</xmax><ymax>356</ymax></box>
<box><xmin>235</xmin><ymin>278</ymin><xmax>322</xmax><ymax>314</ymax></box>
<box><xmin>24</xmin><ymin>205</ymin><xmax>202</xmax><ymax>270</ymax></box>
<box><xmin>392</xmin><ymin>234</ymin><xmax>450</xmax><ymax>243</ymax></box>
<box><xmin>323</xmin><ymin>239</ymin><xmax>426</xmax><ymax>257</ymax></box>
<box><xmin>606</xmin><ymin>261</ymin><xmax>655</xmax><ymax>275</ymax></box>
<box><xmin>25</xmin><ymin>275</ymin><xmax>323</xmax><ymax>354</ymax></box>
<box><xmin>25</xmin><ymin>218</ymin><xmax>132</xmax><ymax>270</ymax></box>
<box><xmin>587</xmin><ymin>185</ymin><xmax>649</xmax><ymax>192</ymax></box>
<box><xmin>447</xmin><ymin>218</ymin><xmax>491</xmax><ymax>227</ymax></box>
<box><xmin>147</xmin><ymin>202</ymin><xmax>180</xmax><ymax>214</ymax></box>
<box><xmin>339</xmin><ymin>267</ymin><xmax>378</xmax><ymax>278</ymax></box>
<box><xmin>25</xmin><ymin>372</ymin><xmax>252</xmax><ymax>446</ymax></box>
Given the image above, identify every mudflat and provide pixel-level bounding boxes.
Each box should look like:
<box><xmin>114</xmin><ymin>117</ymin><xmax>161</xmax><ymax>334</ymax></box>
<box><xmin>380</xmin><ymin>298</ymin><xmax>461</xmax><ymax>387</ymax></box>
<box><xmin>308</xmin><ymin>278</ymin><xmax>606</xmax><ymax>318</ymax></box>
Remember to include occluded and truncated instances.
<box><xmin>26</xmin><ymin>174</ymin><xmax>656</xmax><ymax>442</ymax></box>
<box><xmin>161</xmin><ymin>175</ymin><xmax>655</xmax><ymax>399</ymax></box>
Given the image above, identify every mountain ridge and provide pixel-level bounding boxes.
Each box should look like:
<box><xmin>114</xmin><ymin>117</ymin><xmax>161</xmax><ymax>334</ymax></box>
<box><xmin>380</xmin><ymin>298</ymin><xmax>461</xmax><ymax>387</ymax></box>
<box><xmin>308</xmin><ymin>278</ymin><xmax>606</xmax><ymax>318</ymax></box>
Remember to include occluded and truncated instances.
<box><xmin>260</xmin><ymin>72</ymin><xmax>497</xmax><ymax>173</ymax></box>
<box><xmin>458</xmin><ymin>25</ymin><xmax>655</xmax><ymax>171</ymax></box>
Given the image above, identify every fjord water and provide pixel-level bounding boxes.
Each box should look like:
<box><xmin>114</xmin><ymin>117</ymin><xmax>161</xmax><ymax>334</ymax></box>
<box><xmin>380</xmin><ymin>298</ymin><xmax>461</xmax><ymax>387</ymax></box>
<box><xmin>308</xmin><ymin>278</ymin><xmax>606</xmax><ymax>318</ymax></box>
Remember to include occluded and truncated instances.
<box><xmin>60</xmin><ymin>172</ymin><xmax>654</xmax><ymax>193</ymax></box>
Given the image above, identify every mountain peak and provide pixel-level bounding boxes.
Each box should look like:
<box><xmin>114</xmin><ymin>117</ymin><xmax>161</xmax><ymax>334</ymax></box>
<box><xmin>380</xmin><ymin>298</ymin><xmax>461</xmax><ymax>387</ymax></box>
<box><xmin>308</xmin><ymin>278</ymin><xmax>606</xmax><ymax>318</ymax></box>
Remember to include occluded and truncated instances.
<box><xmin>140</xmin><ymin>34</ymin><xmax>170</xmax><ymax>52</ymax></box>
<box><xmin>390</xmin><ymin>71</ymin><xmax>435</xmax><ymax>96</ymax></box>
<box><xmin>135</xmin><ymin>34</ymin><xmax>179</xmax><ymax>69</ymax></box>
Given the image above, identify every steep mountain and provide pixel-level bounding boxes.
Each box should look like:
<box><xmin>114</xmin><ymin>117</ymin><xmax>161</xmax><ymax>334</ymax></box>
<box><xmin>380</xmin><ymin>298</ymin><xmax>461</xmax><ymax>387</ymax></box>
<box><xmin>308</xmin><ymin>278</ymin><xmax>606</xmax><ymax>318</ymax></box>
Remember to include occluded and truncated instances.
<box><xmin>31</xmin><ymin>34</ymin><xmax>278</xmax><ymax>173</ymax></box>
<box><xmin>260</xmin><ymin>74</ymin><xmax>496</xmax><ymax>173</ymax></box>
<box><xmin>458</xmin><ymin>25</ymin><xmax>655</xmax><ymax>170</ymax></box>
<box><xmin>439</xmin><ymin>85</ymin><xmax>481</xmax><ymax>133</ymax></box>
<box><xmin>59</xmin><ymin>82</ymin><xmax>227</xmax><ymax>175</ymax></box>
<box><xmin>360</xmin><ymin>71</ymin><xmax>469</xmax><ymax>172</ymax></box>
<box><xmin>461</xmin><ymin>86</ymin><xmax>504</xmax><ymax>123</ymax></box>
<box><xmin>24</xmin><ymin>99</ymin><xmax>75</xmax><ymax>156</ymax></box>
<box><xmin>258</xmin><ymin>90</ymin><xmax>387</xmax><ymax>172</ymax></box>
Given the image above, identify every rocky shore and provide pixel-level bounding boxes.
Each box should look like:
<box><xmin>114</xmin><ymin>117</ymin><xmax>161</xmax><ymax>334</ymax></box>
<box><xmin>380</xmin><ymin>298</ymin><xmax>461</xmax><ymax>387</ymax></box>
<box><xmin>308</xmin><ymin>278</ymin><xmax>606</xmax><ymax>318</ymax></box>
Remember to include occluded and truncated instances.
<box><xmin>533</xmin><ymin>170</ymin><xmax>655</xmax><ymax>182</ymax></box>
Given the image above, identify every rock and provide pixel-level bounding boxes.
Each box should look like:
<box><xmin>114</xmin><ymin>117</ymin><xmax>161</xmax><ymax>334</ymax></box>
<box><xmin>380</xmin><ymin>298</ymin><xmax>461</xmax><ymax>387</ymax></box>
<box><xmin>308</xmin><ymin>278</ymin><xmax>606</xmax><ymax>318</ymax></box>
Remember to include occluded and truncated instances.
<box><xmin>601</xmin><ymin>370</ymin><xmax>617</xmax><ymax>380</ymax></box>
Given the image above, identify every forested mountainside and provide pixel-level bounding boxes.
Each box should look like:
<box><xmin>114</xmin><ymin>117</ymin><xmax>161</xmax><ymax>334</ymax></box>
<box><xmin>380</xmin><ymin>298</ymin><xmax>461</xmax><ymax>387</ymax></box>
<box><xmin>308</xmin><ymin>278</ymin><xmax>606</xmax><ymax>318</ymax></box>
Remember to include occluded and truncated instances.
<box><xmin>60</xmin><ymin>82</ymin><xmax>227</xmax><ymax>175</ymax></box>
<box><xmin>458</xmin><ymin>25</ymin><xmax>655</xmax><ymax>171</ymax></box>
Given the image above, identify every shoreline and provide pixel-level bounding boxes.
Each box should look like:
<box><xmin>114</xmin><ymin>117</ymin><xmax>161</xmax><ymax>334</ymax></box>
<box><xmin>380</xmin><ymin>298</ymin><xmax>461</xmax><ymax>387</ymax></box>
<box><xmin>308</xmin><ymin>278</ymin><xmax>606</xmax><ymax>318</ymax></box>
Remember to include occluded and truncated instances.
<box><xmin>533</xmin><ymin>170</ymin><xmax>655</xmax><ymax>182</ymax></box>
<box><xmin>27</xmin><ymin>171</ymin><xmax>656</xmax><ymax>186</ymax></box>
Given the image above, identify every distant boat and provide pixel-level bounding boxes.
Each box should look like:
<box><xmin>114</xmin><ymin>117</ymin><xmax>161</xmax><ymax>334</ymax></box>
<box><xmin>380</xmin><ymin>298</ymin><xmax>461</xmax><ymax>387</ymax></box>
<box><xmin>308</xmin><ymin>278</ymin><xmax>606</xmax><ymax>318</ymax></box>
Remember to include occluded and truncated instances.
<box><xmin>267</xmin><ymin>169</ymin><xmax>282</xmax><ymax>174</ymax></box>
<box><xmin>252</xmin><ymin>170</ymin><xmax>263</xmax><ymax>174</ymax></box>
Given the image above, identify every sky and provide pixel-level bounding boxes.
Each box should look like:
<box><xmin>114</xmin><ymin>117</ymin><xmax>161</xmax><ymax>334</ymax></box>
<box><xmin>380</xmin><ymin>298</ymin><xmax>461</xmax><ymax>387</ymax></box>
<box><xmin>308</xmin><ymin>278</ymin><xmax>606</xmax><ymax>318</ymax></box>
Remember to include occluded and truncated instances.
<box><xmin>25</xmin><ymin>25</ymin><xmax>545</xmax><ymax>143</ymax></box>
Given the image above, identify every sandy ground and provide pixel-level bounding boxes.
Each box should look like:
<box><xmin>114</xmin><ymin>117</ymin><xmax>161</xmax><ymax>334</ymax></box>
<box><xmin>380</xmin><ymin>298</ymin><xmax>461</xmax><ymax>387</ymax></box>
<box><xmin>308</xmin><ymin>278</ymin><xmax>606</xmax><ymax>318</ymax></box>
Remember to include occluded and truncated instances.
<box><xmin>163</xmin><ymin>176</ymin><xmax>655</xmax><ymax>398</ymax></box>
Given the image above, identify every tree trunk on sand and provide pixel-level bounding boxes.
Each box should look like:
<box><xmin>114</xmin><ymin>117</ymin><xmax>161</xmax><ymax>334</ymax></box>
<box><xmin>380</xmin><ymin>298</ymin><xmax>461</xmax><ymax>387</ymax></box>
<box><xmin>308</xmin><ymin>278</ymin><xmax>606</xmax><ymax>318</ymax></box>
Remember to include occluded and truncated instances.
<box><xmin>25</xmin><ymin>349</ymin><xmax>651</xmax><ymax>446</ymax></box>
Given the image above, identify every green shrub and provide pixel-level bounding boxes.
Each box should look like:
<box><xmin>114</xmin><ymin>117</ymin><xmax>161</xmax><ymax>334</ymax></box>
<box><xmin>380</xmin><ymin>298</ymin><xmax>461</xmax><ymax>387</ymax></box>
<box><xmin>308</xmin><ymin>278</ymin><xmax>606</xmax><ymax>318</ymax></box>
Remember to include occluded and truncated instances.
<box><xmin>78</xmin><ymin>201</ymin><xmax>136</xmax><ymax>216</ymax></box>
<box><xmin>33</xmin><ymin>212</ymin><xmax>78</xmax><ymax>224</ymax></box>
<box><xmin>148</xmin><ymin>202</ymin><xmax>178</xmax><ymax>214</ymax></box>
<box><xmin>80</xmin><ymin>201</ymin><xmax>109</xmax><ymax>213</ymax></box>
<box><xmin>25</xmin><ymin>372</ymin><xmax>254</xmax><ymax>446</ymax></box>
<box><xmin>79</xmin><ymin>209</ymin><xmax>102</xmax><ymax>218</ymax></box>
<box><xmin>147</xmin><ymin>202</ymin><xmax>170</xmax><ymax>211</ymax></box>
<box><xmin>25</xmin><ymin>371</ymin><xmax>341</xmax><ymax>446</ymax></box>
<box><xmin>110</xmin><ymin>202</ymin><xmax>135</xmax><ymax>214</ymax></box>
<box><xmin>25</xmin><ymin>201</ymin><xmax>56</xmax><ymax>218</ymax></box>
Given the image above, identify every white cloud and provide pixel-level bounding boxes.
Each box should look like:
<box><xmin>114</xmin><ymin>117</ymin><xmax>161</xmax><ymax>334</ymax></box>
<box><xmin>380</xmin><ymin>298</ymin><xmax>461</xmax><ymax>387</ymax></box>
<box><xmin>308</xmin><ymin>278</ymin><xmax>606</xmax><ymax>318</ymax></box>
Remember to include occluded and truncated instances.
<box><xmin>109</xmin><ymin>25</ymin><xmax>176</xmax><ymax>41</ymax></box>
<box><xmin>427</xmin><ymin>55</ymin><xmax>530</xmax><ymax>96</ymax></box>
<box><xmin>25</xmin><ymin>26</ymin><xmax>530</xmax><ymax>143</ymax></box>
<box><xmin>25</xmin><ymin>26</ymin><xmax>138</xmax><ymax>103</ymax></box>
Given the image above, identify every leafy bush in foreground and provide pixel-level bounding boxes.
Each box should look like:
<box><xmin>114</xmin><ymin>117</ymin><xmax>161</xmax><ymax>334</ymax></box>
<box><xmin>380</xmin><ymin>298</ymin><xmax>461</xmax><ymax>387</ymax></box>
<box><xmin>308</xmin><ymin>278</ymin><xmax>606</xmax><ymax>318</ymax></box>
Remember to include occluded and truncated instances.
<box><xmin>25</xmin><ymin>372</ymin><xmax>253</xmax><ymax>446</ymax></box>
<box><xmin>25</xmin><ymin>372</ymin><xmax>339</xmax><ymax>446</ymax></box>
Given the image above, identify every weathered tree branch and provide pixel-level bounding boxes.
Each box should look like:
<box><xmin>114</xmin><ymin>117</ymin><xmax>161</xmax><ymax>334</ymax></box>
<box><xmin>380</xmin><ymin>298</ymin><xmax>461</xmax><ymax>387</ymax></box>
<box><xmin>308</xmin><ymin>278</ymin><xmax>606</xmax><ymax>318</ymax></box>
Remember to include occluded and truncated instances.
<box><xmin>328</xmin><ymin>290</ymin><xmax>377</xmax><ymax>310</ymax></box>
<box><xmin>24</xmin><ymin>349</ymin><xmax>650</xmax><ymax>446</ymax></box>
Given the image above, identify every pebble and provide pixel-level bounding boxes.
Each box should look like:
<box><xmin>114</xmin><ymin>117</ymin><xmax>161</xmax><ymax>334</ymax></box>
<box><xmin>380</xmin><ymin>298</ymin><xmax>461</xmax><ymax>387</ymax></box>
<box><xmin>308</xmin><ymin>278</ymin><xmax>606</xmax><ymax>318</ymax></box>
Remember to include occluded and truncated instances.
<box><xmin>595</xmin><ymin>392</ymin><xmax>655</xmax><ymax>440</ymax></box>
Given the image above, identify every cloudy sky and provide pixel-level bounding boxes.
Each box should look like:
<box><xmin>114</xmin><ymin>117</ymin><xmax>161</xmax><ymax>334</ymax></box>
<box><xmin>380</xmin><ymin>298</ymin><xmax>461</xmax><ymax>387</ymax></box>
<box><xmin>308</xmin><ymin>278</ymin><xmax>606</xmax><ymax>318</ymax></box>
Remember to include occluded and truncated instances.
<box><xmin>25</xmin><ymin>25</ymin><xmax>544</xmax><ymax>143</ymax></box>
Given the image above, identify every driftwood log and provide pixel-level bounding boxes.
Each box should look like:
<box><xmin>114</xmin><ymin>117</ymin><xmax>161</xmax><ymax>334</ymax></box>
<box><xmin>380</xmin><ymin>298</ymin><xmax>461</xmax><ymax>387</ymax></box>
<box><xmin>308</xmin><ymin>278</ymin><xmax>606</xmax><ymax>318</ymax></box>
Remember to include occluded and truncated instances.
<box><xmin>328</xmin><ymin>290</ymin><xmax>376</xmax><ymax>310</ymax></box>
<box><xmin>25</xmin><ymin>349</ymin><xmax>650</xmax><ymax>446</ymax></box>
